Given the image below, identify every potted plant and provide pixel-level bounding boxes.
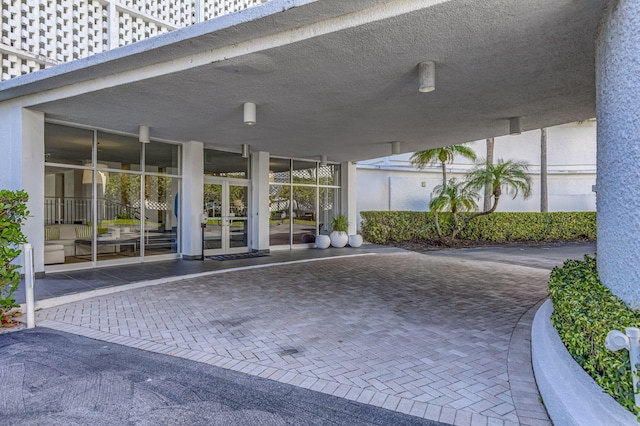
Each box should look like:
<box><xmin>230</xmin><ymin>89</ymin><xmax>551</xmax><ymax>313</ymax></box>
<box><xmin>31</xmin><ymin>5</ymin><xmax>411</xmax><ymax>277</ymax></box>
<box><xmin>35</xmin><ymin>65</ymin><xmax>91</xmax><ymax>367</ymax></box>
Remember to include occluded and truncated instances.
<box><xmin>329</xmin><ymin>214</ymin><xmax>349</xmax><ymax>248</ymax></box>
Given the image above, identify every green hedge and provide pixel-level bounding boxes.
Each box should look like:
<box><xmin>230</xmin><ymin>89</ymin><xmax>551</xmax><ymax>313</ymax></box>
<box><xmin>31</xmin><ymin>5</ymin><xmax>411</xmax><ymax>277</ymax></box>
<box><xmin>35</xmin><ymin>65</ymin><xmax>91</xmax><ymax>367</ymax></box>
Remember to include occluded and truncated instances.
<box><xmin>360</xmin><ymin>211</ymin><xmax>596</xmax><ymax>244</ymax></box>
<box><xmin>549</xmin><ymin>256</ymin><xmax>638</xmax><ymax>414</ymax></box>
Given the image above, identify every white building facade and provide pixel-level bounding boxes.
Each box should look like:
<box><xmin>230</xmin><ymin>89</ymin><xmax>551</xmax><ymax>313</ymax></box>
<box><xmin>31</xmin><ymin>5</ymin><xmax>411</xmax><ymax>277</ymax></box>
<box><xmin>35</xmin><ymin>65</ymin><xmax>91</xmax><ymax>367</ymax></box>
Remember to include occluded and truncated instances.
<box><xmin>1</xmin><ymin>0</ymin><xmax>267</xmax><ymax>80</ymax></box>
<box><xmin>357</xmin><ymin>121</ymin><xmax>597</xmax><ymax>225</ymax></box>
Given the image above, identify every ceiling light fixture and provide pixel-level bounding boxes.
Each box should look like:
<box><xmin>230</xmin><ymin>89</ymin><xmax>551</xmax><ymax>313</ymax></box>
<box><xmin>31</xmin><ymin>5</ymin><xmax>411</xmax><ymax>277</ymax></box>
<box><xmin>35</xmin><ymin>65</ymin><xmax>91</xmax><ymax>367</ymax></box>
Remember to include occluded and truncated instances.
<box><xmin>391</xmin><ymin>141</ymin><xmax>401</xmax><ymax>155</ymax></box>
<box><xmin>241</xmin><ymin>144</ymin><xmax>250</xmax><ymax>158</ymax></box>
<box><xmin>418</xmin><ymin>61</ymin><xmax>436</xmax><ymax>93</ymax></box>
<box><xmin>320</xmin><ymin>155</ymin><xmax>328</xmax><ymax>167</ymax></box>
<box><xmin>139</xmin><ymin>125</ymin><xmax>150</xmax><ymax>143</ymax></box>
<box><xmin>509</xmin><ymin>117</ymin><xmax>522</xmax><ymax>135</ymax></box>
<box><xmin>243</xmin><ymin>102</ymin><xmax>256</xmax><ymax>125</ymax></box>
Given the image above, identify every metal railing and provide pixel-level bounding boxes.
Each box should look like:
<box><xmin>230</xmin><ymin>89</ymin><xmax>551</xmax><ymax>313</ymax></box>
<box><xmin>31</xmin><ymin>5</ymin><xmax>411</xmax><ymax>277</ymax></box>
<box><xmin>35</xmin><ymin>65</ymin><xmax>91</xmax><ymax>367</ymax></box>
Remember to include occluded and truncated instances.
<box><xmin>44</xmin><ymin>197</ymin><xmax>139</xmax><ymax>224</ymax></box>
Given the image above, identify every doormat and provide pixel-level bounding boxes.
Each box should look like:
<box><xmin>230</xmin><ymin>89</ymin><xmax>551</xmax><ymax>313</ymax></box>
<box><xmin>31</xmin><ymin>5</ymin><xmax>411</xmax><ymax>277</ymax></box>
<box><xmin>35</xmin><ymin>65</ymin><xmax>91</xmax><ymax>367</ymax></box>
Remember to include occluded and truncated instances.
<box><xmin>207</xmin><ymin>252</ymin><xmax>269</xmax><ymax>261</ymax></box>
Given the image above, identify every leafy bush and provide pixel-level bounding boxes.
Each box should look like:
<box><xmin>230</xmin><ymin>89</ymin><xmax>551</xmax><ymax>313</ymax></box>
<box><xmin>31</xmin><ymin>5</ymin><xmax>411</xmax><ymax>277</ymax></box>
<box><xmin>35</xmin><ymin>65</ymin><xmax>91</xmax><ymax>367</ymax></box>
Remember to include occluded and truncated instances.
<box><xmin>360</xmin><ymin>211</ymin><xmax>596</xmax><ymax>244</ymax></box>
<box><xmin>549</xmin><ymin>256</ymin><xmax>638</xmax><ymax>413</ymax></box>
<box><xmin>0</xmin><ymin>190</ymin><xmax>29</xmax><ymax>325</ymax></box>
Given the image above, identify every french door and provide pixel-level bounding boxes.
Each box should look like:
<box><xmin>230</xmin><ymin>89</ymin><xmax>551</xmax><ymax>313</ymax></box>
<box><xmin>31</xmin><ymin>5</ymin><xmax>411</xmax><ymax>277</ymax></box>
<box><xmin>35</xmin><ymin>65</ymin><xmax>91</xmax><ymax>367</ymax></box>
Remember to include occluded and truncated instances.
<box><xmin>203</xmin><ymin>179</ymin><xmax>249</xmax><ymax>255</ymax></box>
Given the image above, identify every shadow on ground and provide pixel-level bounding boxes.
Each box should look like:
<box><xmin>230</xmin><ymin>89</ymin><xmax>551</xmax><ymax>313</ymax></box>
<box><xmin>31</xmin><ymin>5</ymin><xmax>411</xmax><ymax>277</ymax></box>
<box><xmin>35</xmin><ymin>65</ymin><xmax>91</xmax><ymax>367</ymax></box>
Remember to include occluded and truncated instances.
<box><xmin>0</xmin><ymin>328</ymin><xmax>447</xmax><ymax>426</ymax></box>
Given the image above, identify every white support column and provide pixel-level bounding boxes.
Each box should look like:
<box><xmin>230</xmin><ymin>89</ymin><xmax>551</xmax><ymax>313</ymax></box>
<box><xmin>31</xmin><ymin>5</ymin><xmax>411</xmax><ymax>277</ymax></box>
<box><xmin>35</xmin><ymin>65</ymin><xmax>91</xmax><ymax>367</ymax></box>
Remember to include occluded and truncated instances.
<box><xmin>595</xmin><ymin>0</ymin><xmax>640</xmax><ymax>307</ymax></box>
<box><xmin>0</xmin><ymin>104</ymin><xmax>45</xmax><ymax>272</ymax></box>
<box><xmin>250</xmin><ymin>151</ymin><xmax>270</xmax><ymax>252</ymax></box>
<box><xmin>340</xmin><ymin>161</ymin><xmax>357</xmax><ymax>235</ymax></box>
<box><xmin>181</xmin><ymin>141</ymin><xmax>204</xmax><ymax>259</ymax></box>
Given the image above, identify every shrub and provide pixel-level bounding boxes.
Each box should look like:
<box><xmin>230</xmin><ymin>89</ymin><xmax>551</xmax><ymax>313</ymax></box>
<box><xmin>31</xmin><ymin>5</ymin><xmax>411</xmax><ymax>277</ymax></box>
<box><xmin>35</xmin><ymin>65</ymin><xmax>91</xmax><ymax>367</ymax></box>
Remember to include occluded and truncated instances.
<box><xmin>360</xmin><ymin>211</ymin><xmax>596</xmax><ymax>244</ymax></box>
<box><xmin>0</xmin><ymin>189</ymin><xmax>29</xmax><ymax>325</ymax></box>
<box><xmin>549</xmin><ymin>256</ymin><xmax>638</xmax><ymax>414</ymax></box>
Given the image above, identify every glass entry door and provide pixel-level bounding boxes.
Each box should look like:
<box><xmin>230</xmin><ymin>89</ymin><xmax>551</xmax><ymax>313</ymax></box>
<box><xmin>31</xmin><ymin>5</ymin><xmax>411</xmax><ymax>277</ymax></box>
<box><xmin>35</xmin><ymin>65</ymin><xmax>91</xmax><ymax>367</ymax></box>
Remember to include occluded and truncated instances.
<box><xmin>203</xmin><ymin>179</ymin><xmax>249</xmax><ymax>255</ymax></box>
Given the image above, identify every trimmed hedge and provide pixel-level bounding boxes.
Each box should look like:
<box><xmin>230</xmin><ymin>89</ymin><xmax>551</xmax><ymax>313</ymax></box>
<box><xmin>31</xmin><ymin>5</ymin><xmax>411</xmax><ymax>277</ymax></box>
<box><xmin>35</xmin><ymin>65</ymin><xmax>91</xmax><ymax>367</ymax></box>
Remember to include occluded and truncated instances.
<box><xmin>549</xmin><ymin>256</ymin><xmax>638</xmax><ymax>414</ymax></box>
<box><xmin>360</xmin><ymin>211</ymin><xmax>596</xmax><ymax>244</ymax></box>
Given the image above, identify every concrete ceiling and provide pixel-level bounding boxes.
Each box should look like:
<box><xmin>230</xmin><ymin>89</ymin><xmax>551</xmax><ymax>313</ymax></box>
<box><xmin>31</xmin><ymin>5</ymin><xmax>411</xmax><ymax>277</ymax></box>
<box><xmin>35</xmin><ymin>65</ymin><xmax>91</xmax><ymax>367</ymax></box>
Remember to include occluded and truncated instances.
<box><xmin>3</xmin><ymin>0</ymin><xmax>607</xmax><ymax>162</ymax></box>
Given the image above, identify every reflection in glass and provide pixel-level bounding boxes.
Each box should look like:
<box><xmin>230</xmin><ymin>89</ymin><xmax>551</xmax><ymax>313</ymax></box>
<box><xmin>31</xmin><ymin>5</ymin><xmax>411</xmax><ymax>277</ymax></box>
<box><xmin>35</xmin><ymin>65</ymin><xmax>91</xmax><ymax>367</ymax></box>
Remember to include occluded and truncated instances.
<box><xmin>320</xmin><ymin>187</ymin><xmax>339</xmax><ymax>234</ymax></box>
<box><xmin>269</xmin><ymin>184</ymin><xmax>291</xmax><ymax>246</ymax></box>
<box><xmin>44</xmin><ymin>123</ymin><xmax>93</xmax><ymax>166</ymax></box>
<box><xmin>204</xmin><ymin>149</ymin><xmax>249</xmax><ymax>178</ymax></box>
<box><xmin>292</xmin><ymin>160</ymin><xmax>317</xmax><ymax>185</ymax></box>
<box><xmin>293</xmin><ymin>186</ymin><xmax>317</xmax><ymax>244</ymax></box>
<box><xmin>319</xmin><ymin>164</ymin><xmax>340</xmax><ymax>186</ymax></box>
<box><xmin>203</xmin><ymin>183</ymin><xmax>223</xmax><ymax>250</ymax></box>
<box><xmin>228</xmin><ymin>185</ymin><xmax>248</xmax><ymax>249</ymax></box>
<box><xmin>146</xmin><ymin>141</ymin><xmax>180</xmax><ymax>175</ymax></box>
<box><xmin>99</xmin><ymin>171</ymin><xmax>142</xmax><ymax>259</ymax></box>
<box><xmin>97</xmin><ymin>131</ymin><xmax>141</xmax><ymax>171</ymax></box>
<box><xmin>143</xmin><ymin>175</ymin><xmax>179</xmax><ymax>256</ymax></box>
<box><xmin>269</xmin><ymin>158</ymin><xmax>291</xmax><ymax>184</ymax></box>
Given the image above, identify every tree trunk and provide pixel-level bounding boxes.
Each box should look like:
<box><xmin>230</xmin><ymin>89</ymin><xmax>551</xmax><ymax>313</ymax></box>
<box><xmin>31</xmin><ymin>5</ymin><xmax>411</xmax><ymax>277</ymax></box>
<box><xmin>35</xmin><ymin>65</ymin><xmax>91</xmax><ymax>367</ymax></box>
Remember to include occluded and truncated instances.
<box><xmin>440</xmin><ymin>162</ymin><xmax>447</xmax><ymax>186</ymax></box>
<box><xmin>483</xmin><ymin>138</ymin><xmax>494</xmax><ymax>212</ymax></box>
<box><xmin>433</xmin><ymin>211</ymin><xmax>443</xmax><ymax>239</ymax></box>
<box><xmin>540</xmin><ymin>128</ymin><xmax>548</xmax><ymax>212</ymax></box>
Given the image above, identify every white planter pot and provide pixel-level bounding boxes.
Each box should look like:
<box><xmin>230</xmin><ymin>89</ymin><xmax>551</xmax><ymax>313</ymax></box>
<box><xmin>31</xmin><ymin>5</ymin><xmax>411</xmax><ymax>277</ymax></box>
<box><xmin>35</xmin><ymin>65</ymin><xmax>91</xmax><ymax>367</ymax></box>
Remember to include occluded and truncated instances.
<box><xmin>348</xmin><ymin>234</ymin><xmax>363</xmax><ymax>248</ymax></box>
<box><xmin>315</xmin><ymin>234</ymin><xmax>331</xmax><ymax>249</ymax></box>
<box><xmin>330</xmin><ymin>231</ymin><xmax>348</xmax><ymax>248</ymax></box>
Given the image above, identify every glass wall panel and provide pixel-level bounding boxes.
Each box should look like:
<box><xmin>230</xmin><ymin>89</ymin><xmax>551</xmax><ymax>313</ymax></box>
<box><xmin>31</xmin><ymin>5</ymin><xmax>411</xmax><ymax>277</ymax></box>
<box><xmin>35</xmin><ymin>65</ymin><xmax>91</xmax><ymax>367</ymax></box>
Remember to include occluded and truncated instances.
<box><xmin>143</xmin><ymin>175</ymin><xmax>179</xmax><ymax>256</ymax></box>
<box><xmin>229</xmin><ymin>185</ymin><xmax>249</xmax><ymax>249</ymax></box>
<box><xmin>146</xmin><ymin>141</ymin><xmax>180</xmax><ymax>175</ymax></box>
<box><xmin>96</xmin><ymin>131</ymin><xmax>142</xmax><ymax>171</ymax></box>
<box><xmin>319</xmin><ymin>187</ymin><xmax>339</xmax><ymax>234</ymax></box>
<box><xmin>292</xmin><ymin>160</ymin><xmax>317</xmax><ymax>185</ymax></box>
<box><xmin>44</xmin><ymin>123</ymin><xmax>93</xmax><ymax>166</ymax></box>
<box><xmin>44</xmin><ymin>165</ymin><xmax>93</xmax><ymax>264</ymax></box>
<box><xmin>100</xmin><ymin>171</ymin><xmax>142</xmax><ymax>259</ymax></box>
<box><xmin>292</xmin><ymin>186</ymin><xmax>317</xmax><ymax>244</ymax></box>
<box><xmin>203</xmin><ymin>183</ymin><xmax>223</xmax><ymax>251</ymax></box>
<box><xmin>269</xmin><ymin>184</ymin><xmax>291</xmax><ymax>246</ymax></box>
<box><xmin>204</xmin><ymin>149</ymin><xmax>249</xmax><ymax>178</ymax></box>
<box><xmin>269</xmin><ymin>158</ymin><xmax>290</xmax><ymax>184</ymax></box>
<box><xmin>319</xmin><ymin>164</ymin><xmax>340</xmax><ymax>186</ymax></box>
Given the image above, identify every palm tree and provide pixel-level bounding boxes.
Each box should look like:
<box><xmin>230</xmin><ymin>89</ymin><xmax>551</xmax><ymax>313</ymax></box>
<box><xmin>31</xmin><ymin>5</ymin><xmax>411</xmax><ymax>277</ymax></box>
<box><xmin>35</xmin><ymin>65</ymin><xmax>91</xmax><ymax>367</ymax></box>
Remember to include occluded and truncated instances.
<box><xmin>483</xmin><ymin>138</ymin><xmax>494</xmax><ymax>212</ymax></box>
<box><xmin>466</xmin><ymin>158</ymin><xmax>533</xmax><ymax>215</ymax></box>
<box><xmin>410</xmin><ymin>144</ymin><xmax>477</xmax><ymax>186</ymax></box>
<box><xmin>430</xmin><ymin>178</ymin><xmax>479</xmax><ymax>239</ymax></box>
<box><xmin>540</xmin><ymin>128</ymin><xmax>548</xmax><ymax>212</ymax></box>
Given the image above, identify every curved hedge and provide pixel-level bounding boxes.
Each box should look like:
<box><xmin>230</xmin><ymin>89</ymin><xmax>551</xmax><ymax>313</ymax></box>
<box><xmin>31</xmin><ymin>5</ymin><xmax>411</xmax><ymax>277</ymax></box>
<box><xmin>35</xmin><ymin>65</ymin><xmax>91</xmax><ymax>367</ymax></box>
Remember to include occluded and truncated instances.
<box><xmin>549</xmin><ymin>256</ymin><xmax>638</xmax><ymax>414</ymax></box>
<box><xmin>360</xmin><ymin>211</ymin><xmax>596</xmax><ymax>244</ymax></box>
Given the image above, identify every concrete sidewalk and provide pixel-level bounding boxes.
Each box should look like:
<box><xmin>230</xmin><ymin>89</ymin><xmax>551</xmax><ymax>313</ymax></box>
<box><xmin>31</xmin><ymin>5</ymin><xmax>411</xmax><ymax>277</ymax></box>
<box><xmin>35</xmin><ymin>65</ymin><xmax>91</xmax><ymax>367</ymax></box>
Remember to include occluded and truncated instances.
<box><xmin>26</xmin><ymin>246</ymin><xmax>591</xmax><ymax>425</ymax></box>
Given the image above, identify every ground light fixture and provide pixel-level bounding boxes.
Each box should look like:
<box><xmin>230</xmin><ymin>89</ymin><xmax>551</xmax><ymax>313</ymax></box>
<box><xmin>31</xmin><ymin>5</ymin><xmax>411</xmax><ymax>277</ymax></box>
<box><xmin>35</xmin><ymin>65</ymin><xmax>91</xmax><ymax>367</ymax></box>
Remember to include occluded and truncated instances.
<box><xmin>509</xmin><ymin>117</ymin><xmax>522</xmax><ymax>135</ymax></box>
<box><xmin>139</xmin><ymin>125</ymin><xmax>150</xmax><ymax>143</ymax></box>
<box><xmin>243</xmin><ymin>102</ymin><xmax>256</xmax><ymax>125</ymax></box>
<box><xmin>418</xmin><ymin>61</ymin><xmax>436</xmax><ymax>93</ymax></box>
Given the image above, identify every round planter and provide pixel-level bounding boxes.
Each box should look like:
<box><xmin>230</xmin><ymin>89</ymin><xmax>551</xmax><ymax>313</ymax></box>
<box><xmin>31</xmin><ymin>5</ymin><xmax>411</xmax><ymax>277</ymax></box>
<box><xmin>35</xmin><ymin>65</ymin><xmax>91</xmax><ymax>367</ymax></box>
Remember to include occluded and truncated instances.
<box><xmin>330</xmin><ymin>231</ymin><xmax>348</xmax><ymax>248</ymax></box>
<box><xmin>348</xmin><ymin>234</ymin><xmax>363</xmax><ymax>248</ymax></box>
<box><xmin>315</xmin><ymin>234</ymin><xmax>331</xmax><ymax>249</ymax></box>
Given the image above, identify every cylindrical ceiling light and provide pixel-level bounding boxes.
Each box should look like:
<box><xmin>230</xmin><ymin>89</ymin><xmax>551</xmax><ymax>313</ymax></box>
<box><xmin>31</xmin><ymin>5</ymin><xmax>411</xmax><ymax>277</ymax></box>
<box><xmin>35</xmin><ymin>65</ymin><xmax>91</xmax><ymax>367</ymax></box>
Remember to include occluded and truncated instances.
<box><xmin>391</xmin><ymin>141</ymin><xmax>401</xmax><ymax>155</ymax></box>
<box><xmin>139</xmin><ymin>125</ymin><xmax>150</xmax><ymax>143</ymax></box>
<box><xmin>243</xmin><ymin>102</ymin><xmax>256</xmax><ymax>125</ymax></box>
<box><xmin>418</xmin><ymin>61</ymin><xmax>436</xmax><ymax>93</ymax></box>
<box><xmin>241</xmin><ymin>144</ymin><xmax>250</xmax><ymax>158</ymax></box>
<box><xmin>509</xmin><ymin>117</ymin><xmax>522</xmax><ymax>135</ymax></box>
<box><xmin>320</xmin><ymin>155</ymin><xmax>328</xmax><ymax>166</ymax></box>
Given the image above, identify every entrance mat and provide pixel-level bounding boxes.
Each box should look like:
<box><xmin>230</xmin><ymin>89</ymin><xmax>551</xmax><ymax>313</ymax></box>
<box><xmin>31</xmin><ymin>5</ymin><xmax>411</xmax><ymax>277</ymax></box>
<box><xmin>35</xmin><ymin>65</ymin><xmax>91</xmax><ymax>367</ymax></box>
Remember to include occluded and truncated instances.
<box><xmin>207</xmin><ymin>252</ymin><xmax>269</xmax><ymax>261</ymax></box>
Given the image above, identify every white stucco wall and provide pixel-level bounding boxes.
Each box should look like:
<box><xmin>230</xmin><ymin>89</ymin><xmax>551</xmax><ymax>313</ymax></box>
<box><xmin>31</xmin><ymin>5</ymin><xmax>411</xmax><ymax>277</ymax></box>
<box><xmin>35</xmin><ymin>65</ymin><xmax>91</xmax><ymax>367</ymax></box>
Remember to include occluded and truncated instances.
<box><xmin>356</xmin><ymin>122</ymin><xmax>596</xmax><ymax>229</ymax></box>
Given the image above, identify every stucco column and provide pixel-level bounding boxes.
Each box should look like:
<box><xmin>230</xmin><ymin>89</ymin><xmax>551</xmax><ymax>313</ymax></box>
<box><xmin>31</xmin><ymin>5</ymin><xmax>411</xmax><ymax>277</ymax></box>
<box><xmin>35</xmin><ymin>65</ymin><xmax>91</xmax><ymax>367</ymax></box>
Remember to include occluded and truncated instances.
<box><xmin>0</xmin><ymin>104</ymin><xmax>45</xmax><ymax>272</ymax></box>
<box><xmin>181</xmin><ymin>141</ymin><xmax>204</xmax><ymax>259</ymax></box>
<box><xmin>595</xmin><ymin>0</ymin><xmax>640</xmax><ymax>307</ymax></box>
<box><xmin>250</xmin><ymin>151</ymin><xmax>270</xmax><ymax>252</ymax></box>
<box><xmin>340</xmin><ymin>161</ymin><xmax>357</xmax><ymax>235</ymax></box>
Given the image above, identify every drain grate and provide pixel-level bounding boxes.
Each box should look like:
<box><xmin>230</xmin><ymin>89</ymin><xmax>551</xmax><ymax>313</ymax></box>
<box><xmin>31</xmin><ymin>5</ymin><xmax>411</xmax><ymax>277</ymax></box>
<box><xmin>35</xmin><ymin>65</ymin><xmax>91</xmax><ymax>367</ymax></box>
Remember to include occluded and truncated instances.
<box><xmin>279</xmin><ymin>348</ymin><xmax>299</xmax><ymax>356</ymax></box>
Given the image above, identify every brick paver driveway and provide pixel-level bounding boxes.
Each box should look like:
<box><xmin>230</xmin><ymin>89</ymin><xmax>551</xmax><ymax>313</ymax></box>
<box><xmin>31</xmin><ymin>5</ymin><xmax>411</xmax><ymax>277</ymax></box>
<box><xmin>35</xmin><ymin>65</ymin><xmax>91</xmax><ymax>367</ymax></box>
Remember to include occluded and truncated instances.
<box><xmin>36</xmin><ymin>252</ymin><xmax>551</xmax><ymax>426</ymax></box>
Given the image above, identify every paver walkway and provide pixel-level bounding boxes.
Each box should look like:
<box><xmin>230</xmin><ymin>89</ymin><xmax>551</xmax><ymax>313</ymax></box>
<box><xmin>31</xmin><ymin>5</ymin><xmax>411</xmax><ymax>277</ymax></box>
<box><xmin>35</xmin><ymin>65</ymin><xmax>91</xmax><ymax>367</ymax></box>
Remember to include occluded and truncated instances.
<box><xmin>35</xmin><ymin>252</ymin><xmax>553</xmax><ymax>425</ymax></box>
